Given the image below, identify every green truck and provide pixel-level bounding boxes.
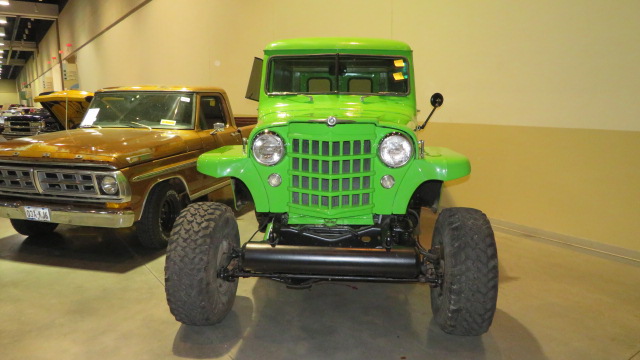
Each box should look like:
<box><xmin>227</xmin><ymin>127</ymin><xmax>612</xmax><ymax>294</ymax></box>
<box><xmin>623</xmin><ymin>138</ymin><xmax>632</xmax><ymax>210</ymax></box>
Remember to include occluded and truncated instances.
<box><xmin>165</xmin><ymin>38</ymin><xmax>499</xmax><ymax>336</ymax></box>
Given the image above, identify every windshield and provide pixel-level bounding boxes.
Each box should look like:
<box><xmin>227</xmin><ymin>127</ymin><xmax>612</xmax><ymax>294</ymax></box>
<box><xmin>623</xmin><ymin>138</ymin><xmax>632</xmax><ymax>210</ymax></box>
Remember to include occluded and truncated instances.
<box><xmin>80</xmin><ymin>91</ymin><xmax>195</xmax><ymax>129</ymax></box>
<box><xmin>267</xmin><ymin>55</ymin><xmax>409</xmax><ymax>95</ymax></box>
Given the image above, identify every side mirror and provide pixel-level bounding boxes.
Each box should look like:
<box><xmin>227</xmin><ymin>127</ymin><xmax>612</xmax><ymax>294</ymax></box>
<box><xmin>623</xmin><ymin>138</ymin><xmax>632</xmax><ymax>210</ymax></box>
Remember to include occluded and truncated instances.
<box><xmin>416</xmin><ymin>92</ymin><xmax>445</xmax><ymax>131</ymax></box>
<box><xmin>430</xmin><ymin>93</ymin><xmax>444</xmax><ymax>108</ymax></box>
<box><xmin>210</xmin><ymin>122</ymin><xmax>225</xmax><ymax>135</ymax></box>
<box><xmin>84</xmin><ymin>96</ymin><xmax>94</xmax><ymax>103</ymax></box>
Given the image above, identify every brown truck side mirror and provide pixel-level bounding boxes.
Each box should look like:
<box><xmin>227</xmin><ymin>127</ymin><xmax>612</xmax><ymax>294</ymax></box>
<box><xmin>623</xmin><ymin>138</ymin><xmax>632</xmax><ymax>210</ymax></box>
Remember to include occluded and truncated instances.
<box><xmin>210</xmin><ymin>122</ymin><xmax>225</xmax><ymax>135</ymax></box>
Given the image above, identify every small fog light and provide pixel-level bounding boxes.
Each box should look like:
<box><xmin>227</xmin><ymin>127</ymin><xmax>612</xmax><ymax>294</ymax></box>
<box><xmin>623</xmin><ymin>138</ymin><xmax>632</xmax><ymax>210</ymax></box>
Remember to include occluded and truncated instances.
<box><xmin>268</xmin><ymin>173</ymin><xmax>282</xmax><ymax>187</ymax></box>
<box><xmin>380</xmin><ymin>175</ymin><xmax>395</xmax><ymax>189</ymax></box>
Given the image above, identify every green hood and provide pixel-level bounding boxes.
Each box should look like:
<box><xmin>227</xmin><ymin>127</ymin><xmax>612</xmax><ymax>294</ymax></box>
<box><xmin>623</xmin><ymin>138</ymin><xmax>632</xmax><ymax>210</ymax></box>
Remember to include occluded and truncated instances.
<box><xmin>257</xmin><ymin>95</ymin><xmax>417</xmax><ymax>132</ymax></box>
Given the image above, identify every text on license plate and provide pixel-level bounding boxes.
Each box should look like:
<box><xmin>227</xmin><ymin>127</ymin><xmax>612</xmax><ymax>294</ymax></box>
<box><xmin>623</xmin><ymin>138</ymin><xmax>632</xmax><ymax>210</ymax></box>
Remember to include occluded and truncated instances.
<box><xmin>24</xmin><ymin>206</ymin><xmax>51</xmax><ymax>222</ymax></box>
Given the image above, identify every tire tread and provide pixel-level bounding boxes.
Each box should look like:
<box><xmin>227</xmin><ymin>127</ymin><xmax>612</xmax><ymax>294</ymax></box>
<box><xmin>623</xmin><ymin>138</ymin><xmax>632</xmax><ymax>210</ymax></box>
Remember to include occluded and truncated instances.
<box><xmin>430</xmin><ymin>207</ymin><xmax>499</xmax><ymax>336</ymax></box>
<box><xmin>165</xmin><ymin>202</ymin><xmax>239</xmax><ymax>325</ymax></box>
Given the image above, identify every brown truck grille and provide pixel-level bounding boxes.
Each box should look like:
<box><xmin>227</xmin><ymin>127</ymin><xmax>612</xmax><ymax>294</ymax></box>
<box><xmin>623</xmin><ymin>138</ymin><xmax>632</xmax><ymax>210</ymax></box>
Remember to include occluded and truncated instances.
<box><xmin>0</xmin><ymin>163</ymin><xmax>126</xmax><ymax>202</ymax></box>
<box><xmin>36</xmin><ymin>171</ymin><xmax>97</xmax><ymax>194</ymax></box>
<box><xmin>0</xmin><ymin>168</ymin><xmax>37</xmax><ymax>192</ymax></box>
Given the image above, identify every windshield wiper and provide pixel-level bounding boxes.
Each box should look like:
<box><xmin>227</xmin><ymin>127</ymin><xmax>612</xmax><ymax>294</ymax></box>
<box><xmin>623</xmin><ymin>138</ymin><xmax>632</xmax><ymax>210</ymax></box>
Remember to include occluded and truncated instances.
<box><xmin>127</xmin><ymin>122</ymin><xmax>152</xmax><ymax>130</ymax></box>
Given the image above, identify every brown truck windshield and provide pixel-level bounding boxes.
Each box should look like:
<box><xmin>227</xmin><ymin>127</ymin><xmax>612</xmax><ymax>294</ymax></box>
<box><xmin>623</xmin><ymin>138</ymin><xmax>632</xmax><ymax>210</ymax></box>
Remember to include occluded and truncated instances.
<box><xmin>80</xmin><ymin>92</ymin><xmax>195</xmax><ymax>129</ymax></box>
<box><xmin>267</xmin><ymin>55</ymin><xmax>409</xmax><ymax>95</ymax></box>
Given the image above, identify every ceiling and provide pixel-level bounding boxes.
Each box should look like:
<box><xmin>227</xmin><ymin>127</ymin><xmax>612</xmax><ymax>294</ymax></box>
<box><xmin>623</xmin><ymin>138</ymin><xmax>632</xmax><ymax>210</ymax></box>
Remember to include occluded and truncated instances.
<box><xmin>0</xmin><ymin>0</ymin><xmax>68</xmax><ymax>80</ymax></box>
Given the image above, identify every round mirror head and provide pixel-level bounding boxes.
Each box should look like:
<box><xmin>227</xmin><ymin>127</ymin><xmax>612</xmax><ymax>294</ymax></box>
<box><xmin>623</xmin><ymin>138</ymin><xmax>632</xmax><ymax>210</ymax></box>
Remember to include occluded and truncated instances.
<box><xmin>430</xmin><ymin>93</ymin><xmax>444</xmax><ymax>108</ymax></box>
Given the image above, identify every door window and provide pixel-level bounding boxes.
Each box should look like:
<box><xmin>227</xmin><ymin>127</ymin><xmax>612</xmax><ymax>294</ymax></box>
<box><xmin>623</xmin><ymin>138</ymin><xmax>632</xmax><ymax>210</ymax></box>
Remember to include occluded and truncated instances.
<box><xmin>199</xmin><ymin>96</ymin><xmax>226</xmax><ymax>130</ymax></box>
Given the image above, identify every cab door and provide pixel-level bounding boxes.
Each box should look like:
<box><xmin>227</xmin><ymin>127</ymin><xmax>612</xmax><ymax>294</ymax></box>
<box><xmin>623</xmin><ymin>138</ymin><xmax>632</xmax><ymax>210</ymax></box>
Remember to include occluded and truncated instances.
<box><xmin>196</xmin><ymin>93</ymin><xmax>242</xmax><ymax>150</ymax></box>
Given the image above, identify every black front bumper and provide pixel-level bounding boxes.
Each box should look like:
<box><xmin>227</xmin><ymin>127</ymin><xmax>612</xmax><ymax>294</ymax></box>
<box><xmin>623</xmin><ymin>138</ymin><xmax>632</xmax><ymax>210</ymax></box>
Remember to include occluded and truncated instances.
<box><xmin>241</xmin><ymin>242</ymin><xmax>421</xmax><ymax>279</ymax></box>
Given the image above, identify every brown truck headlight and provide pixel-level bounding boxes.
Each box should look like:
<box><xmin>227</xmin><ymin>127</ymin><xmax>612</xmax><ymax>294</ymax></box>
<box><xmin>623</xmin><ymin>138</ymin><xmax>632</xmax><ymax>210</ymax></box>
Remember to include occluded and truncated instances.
<box><xmin>100</xmin><ymin>176</ymin><xmax>119</xmax><ymax>195</ymax></box>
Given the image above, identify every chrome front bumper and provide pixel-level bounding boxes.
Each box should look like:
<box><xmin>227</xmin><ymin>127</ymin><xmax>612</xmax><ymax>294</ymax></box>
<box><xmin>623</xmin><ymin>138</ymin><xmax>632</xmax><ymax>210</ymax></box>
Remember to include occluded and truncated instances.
<box><xmin>0</xmin><ymin>199</ymin><xmax>135</xmax><ymax>228</ymax></box>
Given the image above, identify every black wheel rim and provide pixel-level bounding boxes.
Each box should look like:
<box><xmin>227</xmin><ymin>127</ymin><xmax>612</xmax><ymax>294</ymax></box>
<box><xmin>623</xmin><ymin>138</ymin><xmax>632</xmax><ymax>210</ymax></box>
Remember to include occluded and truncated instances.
<box><xmin>159</xmin><ymin>196</ymin><xmax>178</xmax><ymax>235</ymax></box>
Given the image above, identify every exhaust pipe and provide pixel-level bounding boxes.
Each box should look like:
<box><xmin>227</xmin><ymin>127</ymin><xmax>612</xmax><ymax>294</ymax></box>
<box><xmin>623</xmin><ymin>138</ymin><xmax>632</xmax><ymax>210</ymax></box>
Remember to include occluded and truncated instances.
<box><xmin>242</xmin><ymin>243</ymin><xmax>420</xmax><ymax>279</ymax></box>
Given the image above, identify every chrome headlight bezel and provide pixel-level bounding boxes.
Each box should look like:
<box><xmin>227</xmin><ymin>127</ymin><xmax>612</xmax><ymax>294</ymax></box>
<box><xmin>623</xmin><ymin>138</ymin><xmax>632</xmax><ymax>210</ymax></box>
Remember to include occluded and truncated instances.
<box><xmin>378</xmin><ymin>132</ymin><xmax>414</xmax><ymax>168</ymax></box>
<box><xmin>99</xmin><ymin>175</ymin><xmax>119</xmax><ymax>195</ymax></box>
<box><xmin>252</xmin><ymin>130</ymin><xmax>285</xmax><ymax>166</ymax></box>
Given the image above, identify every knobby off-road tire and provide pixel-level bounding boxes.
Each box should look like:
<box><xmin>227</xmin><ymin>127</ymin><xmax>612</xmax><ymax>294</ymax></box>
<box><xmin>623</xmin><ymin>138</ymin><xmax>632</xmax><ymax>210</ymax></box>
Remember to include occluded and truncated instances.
<box><xmin>10</xmin><ymin>219</ymin><xmax>58</xmax><ymax>236</ymax></box>
<box><xmin>430</xmin><ymin>207</ymin><xmax>499</xmax><ymax>336</ymax></box>
<box><xmin>136</xmin><ymin>183</ymin><xmax>182</xmax><ymax>249</ymax></box>
<box><xmin>165</xmin><ymin>202</ymin><xmax>240</xmax><ymax>325</ymax></box>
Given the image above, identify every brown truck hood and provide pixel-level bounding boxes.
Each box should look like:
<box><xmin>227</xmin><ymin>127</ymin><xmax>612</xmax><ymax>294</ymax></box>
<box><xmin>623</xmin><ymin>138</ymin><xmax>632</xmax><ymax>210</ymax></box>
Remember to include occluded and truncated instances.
<box><xmin>35</xmin><ymin>90</ymin><xmax>93</xmax><ymax>130</ymax></box>
<box><xmin>0</xmin><ymin>128</ymin><xmax>194</xmax><ymax>168</ymax></box>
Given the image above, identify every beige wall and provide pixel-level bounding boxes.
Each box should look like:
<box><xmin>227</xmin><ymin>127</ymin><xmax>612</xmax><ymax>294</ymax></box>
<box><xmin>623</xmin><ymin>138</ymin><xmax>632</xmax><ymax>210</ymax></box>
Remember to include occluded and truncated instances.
<box><xmin>427</xmin><ymin>124</ymin><xmax>640</xmax><ymax>252</ymax></box>
<box><xmin>14</xmin><ymin>0</ymin><xmax>640</xmax><ymax>253</ymax></box>
<box><xmin>0</xmin><ymin>80</ymin><xmax>18</xmax><ymax>107</ymax></box>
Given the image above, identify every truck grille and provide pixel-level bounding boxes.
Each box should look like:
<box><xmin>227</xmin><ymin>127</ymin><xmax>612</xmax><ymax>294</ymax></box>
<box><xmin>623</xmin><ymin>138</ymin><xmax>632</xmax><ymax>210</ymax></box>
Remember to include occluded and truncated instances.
<box><xmin>289</xmin><ymin>124</ymin><xmax>375</xmax><ymax>213</ymax></box>
<box><xmin>0</xmin><ymin>168</ymin><xmax>36</xmax><ymax>192</ymax></box>
<box><xmin>0</xmin><ymin>163</ymin><xmax>125</xmax><ymax>202</ymax></box>
<box><xmin>4</xmin><ymin>119</ymin><xmax>42</xmax><ymax>137</ymax></box>
<box><xmin>36</xmin><ymin>170</ymin><xmax>97</xmax><ymax>194</ymax></box>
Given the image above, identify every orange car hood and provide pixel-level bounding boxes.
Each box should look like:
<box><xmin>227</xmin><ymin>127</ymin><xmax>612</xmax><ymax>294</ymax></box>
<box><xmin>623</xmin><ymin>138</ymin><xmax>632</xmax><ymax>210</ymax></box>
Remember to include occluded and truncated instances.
<box><xmin>0</xmin><ymin>128</ymin><xmax>195</xmax><ymax>168</ymax></box>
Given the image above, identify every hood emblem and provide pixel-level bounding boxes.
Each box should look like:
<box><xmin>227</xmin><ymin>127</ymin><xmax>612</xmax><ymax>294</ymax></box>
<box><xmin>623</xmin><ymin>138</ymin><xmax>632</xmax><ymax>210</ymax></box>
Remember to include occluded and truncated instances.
<box><xmin>327</xmin><ymin>116</ymin><xmax>337</xmax><ymax>127</ymax></box>
<box><xmin>12</xmin><ymin>152</ymin><xmax>19</xmax><ymax>156</ymax></box>
<box><xmin>42</xmin><ymin>152</ymin><xmax>51</xmax><ymax>158</ymax></box>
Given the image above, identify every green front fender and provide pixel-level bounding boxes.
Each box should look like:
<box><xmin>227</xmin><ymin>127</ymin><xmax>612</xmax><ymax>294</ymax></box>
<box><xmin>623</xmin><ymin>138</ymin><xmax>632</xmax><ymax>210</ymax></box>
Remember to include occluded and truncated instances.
<box><xmin>197</xmin><ymin>145</ymin><xmax>270</xmax><ymax>212</ymax></box>
<box><xmin>391</xmin><ymin>147</ymin><xmax>471</xmax><ymax>213</ymax></box>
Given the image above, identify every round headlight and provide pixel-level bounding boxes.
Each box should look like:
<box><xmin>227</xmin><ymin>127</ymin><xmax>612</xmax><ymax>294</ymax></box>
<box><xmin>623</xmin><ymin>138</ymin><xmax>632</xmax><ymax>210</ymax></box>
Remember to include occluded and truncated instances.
<box><xmin>252</xmin><ymin>131</ymin><xmax>284</xmax><ymax>166</ymax></box>
<box><xmin>379</xmin><ymin>133</ymin><xmax>413</xmax><ymax>168</ymax></box>
<box><xmin>101</xmin><ymin>176</ymin><xmax>119</xmax><ymax>195</ymax></box>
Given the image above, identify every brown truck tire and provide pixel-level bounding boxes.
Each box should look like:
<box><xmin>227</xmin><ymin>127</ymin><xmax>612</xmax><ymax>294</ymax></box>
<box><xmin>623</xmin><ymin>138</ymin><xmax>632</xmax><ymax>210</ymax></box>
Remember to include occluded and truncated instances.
<box><xmin>10</xmin><ymin>219</ymin><xmax>58</xmax><ymax>236</ymax></box>
<box><xmin>136</xmin><ymin>182</ymin><xmax>182</xmax><ymax>249</ymax></box>
<box><xmin>165</xmin><ymin>202</ymin><xmax>240</xmax><ymax>325</ymax></box>
<box><xmin>429</xmin><ymin>207</ymin><xmax>499</xmax><ymax>336</ymax></box>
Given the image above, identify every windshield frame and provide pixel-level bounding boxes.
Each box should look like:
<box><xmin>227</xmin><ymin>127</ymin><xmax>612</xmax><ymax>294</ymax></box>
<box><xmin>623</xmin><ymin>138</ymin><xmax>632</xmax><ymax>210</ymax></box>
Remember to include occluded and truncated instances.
<box><xmin>265</xmin><ymin>54</ymin><xmax>411</xmax><ymax>97</ymax></box>
<box><xmin>81</xmin><ymin>91</ymin><xmax>196</xmax><ymax>130</ymax></box>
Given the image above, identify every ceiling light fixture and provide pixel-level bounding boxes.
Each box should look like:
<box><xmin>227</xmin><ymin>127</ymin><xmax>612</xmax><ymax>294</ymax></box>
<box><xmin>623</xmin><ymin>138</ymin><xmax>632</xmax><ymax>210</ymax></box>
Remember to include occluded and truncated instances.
<box><xmin>0</xmin><ymin>1</ymin><xmax>10</xmax><ymax>6</ymax></box>
<box><xmin>0</xmin><ymin>17</ymin><xmax>7</xmax><ymax>24</ymax></box>
<box><xmin>0</xmin><ymin>27</ymin><xmax>4</xmax><ymax>37</ymax></box>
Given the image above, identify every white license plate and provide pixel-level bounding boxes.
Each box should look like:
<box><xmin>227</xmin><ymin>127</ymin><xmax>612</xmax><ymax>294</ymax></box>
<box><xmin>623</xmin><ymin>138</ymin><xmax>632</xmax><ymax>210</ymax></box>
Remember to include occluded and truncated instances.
<box><xmin>24</xmin><ymin>206</ymin><xmax>51</xmax><ymax>222</ymax></box>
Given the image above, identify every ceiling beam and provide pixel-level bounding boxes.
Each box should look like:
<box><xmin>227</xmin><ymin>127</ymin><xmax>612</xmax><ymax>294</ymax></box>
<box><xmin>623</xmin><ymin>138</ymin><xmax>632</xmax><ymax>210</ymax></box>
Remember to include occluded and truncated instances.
<box><xmin>0</xmin><ymin>1</ymin><xmax>58</xmax><ymax>20</ymax></box>
<box><xmin>2</xmin><ymin>58</ymin><xmax>25</xmax><ymax>66</ymax></box>
<box><xmin>1</xmin><ymin>40</ymin><xmax>37</xmax><ymax>52</ymax></box>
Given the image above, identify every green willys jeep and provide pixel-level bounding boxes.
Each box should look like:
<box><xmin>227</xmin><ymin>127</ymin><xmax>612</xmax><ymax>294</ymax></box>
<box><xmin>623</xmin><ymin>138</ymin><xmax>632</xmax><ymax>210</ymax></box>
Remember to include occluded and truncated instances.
<box><xmin>164</xmin><ymin>38</ymin><xmax>499</xmax><ymax>336</ymax></box>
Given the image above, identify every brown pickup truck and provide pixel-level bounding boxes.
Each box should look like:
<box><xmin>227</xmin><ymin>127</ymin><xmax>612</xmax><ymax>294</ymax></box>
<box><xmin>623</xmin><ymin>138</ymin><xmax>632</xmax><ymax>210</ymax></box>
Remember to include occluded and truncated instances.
<box><xmin>0</xmin><ymin>86</ymin><xmax>255</xmax><ymax>248</ymax></box>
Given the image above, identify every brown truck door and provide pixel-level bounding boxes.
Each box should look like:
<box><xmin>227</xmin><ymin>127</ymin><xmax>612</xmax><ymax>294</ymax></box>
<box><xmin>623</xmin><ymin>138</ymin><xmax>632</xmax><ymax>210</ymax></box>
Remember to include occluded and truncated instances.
<box><xmin>195</xmin><ymin>93</ymin><xmax>241</xmax><ymax>191</ymax></box>
<box><xmin>196</xmin><ymin>94</ymin><xmax>242</xmax><ymax>150</ymax></box>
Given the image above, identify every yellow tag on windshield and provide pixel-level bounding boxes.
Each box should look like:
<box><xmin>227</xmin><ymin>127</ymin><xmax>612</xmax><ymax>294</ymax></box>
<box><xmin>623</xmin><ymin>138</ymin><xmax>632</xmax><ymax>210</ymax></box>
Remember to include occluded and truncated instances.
<box><xmin>394</xmin><ymin>59</ymin><xmax>405</xmax><ymax>67</ymax></box>
<box><xmin>209</xmin><ymin>99</ymin><xmax>216</xmax><ymax>106</ymax></box>
<box><xmin>161</xmin><ymin>119</ymin><xmax>176</xmax><ymax>126</ymax></box>
<box><xmin>393</xmin><ymin>72</ymin><xmax>405</xmax><ymax>81</ymax></box>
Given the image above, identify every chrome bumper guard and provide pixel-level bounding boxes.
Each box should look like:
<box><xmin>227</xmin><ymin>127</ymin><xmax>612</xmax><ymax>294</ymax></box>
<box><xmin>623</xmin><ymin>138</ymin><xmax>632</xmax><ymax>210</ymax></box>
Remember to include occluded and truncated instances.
<box><xmin>0</xmin><ymin>199</ymin><xmax>135</xmax><ymax>228</ymax></box>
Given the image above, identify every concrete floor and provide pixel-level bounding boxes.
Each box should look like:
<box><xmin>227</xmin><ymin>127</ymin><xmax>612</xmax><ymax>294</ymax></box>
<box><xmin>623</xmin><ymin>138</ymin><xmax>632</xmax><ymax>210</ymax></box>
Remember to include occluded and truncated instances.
<box><xmin>1</xmin><ymin>205</ymin><xmax>639</xmax><ymax>360</ymax></box>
